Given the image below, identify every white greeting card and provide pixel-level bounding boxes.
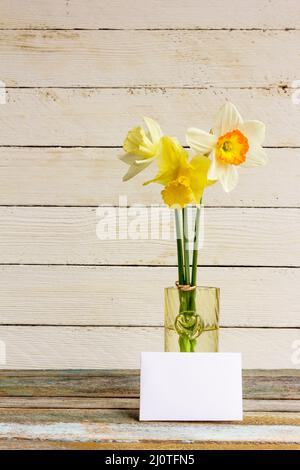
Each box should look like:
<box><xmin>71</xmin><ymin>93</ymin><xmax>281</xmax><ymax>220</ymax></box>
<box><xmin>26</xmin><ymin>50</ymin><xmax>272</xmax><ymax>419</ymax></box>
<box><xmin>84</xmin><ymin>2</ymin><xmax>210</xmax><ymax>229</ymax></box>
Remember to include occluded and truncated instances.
<box><xmin>140</xmin><ymin>352</ymin><xmax>243</xmax><ymax>421</ymax></box>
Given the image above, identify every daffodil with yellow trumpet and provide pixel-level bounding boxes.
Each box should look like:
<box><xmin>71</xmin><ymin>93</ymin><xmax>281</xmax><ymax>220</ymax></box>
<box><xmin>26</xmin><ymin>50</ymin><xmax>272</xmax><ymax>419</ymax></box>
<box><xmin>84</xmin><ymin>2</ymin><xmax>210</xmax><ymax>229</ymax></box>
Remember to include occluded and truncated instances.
<box><xmin>120</xmin><ymin>116</ymin><xmax>163</xmax><ymax>181</ymax></box>
<box><xmin>144</xmin><ymin>136</ymin><xmax>214</xmax><ymax>208</ymax></box>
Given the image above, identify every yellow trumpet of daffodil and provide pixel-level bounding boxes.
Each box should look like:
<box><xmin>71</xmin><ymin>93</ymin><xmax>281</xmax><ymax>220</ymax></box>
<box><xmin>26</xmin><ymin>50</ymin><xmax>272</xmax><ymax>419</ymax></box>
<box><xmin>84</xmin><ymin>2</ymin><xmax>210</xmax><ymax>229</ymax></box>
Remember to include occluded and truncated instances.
<box><xmin>120</xmin><ymin>116</ymin><xmax>163</xmax><ymax>181</ymax></box>
<box><xmin>144</xmin><ymin>136</ymin><xmax>215</xmax><ymax>208</ymax></box>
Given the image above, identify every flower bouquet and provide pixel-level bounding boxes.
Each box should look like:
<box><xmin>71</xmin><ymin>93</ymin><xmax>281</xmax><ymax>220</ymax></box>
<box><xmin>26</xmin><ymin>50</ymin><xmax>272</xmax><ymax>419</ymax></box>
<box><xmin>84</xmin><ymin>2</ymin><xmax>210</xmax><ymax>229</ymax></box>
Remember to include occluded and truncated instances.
<box><xmin>120</xmin><ymin>102</ymin><xmax>267</xmax><ymax>353</ymax></box>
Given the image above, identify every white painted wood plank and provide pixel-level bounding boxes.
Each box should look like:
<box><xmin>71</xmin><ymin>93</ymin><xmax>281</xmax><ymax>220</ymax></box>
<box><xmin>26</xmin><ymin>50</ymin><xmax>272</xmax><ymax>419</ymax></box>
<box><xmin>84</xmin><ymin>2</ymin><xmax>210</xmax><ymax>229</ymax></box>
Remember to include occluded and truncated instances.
<box><xmin>0</xmin><ymin>266</ymin><xmax>299</xmax><ymax>327</ymax></box>
<box><xmin>1</xmin><ymin>30</ymin><xmax>299</xmax><ymax>87</ymax></box>
<box><xmin>0</xmin><ymin>207</ymin><xmax>298</xmax><ymax>266</ymax></box>
<box><xmin>0</xmin><ymin>326</ymin><xmax>298</xmax><ymax>369</ymax></box>
<box><xmin>0</xmin><ymin>147</ymin><xmax>298</xmax><ymax>207</ymax></box>
<box><xmin>1</xmin><ymin>0</ymin><xmax>299</xmax><ymax>29</ymax></box>
<box><xmin>0</xmin><ymin>88</ymin><xmax>298</xmax><ymax>146</ymax></box>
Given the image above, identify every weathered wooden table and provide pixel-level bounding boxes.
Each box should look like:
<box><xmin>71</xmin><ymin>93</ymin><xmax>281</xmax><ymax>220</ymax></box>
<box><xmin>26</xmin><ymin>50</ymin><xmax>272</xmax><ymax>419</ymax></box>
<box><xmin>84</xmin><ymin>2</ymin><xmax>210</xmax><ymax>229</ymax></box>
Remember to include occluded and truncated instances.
<box><xmin>0</xmin><ymin>370</ymin><xmax>299</xmax><ymax>450</ymax></box>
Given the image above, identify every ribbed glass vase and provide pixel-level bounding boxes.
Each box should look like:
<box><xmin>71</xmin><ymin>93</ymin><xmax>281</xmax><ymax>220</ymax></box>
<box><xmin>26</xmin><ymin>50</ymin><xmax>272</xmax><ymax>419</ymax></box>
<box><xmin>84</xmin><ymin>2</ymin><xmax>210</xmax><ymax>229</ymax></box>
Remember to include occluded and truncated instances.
<box><xmin>164</xmin><ymin>287</ymin><xmax>220</xmax><ymax>352</ymax></box>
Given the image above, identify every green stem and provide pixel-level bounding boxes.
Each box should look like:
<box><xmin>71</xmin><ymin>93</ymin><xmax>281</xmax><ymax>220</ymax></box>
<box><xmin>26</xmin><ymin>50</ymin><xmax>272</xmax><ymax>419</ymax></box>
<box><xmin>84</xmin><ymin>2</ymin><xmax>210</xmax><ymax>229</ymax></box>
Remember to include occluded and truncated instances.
<box><xmin>175</xmin><ymin>209</ymin><xmax>185</xmax><ymax>285</ymax></box>
<box><xmin>175</xmin><ymin>210</ymin><xmax>188</xmax><ymax>352</ymax></box>
<box><xmin>179</xmin><ymin>336</ymin><xmax>191</xmax><ymax>352</ymax></box>
<box><xmin>191</xmin><ymin>201</ymin><xmax>202</xmax><ymax>287</ymax></box>
<box><xmin>182</xmin><ymin>207</ymin><xmax>190</xmax><ymax>286</ymax></box>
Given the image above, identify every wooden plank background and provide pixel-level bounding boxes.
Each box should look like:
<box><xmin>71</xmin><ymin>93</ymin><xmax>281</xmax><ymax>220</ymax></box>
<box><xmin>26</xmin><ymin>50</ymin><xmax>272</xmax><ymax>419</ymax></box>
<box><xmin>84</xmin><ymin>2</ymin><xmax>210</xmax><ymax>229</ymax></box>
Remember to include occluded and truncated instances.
<box><xmin>1</xmin><ymin>30</ymin><xmax>299</xmax><ymax>88</ymax></box>
<box><xmin>0</xmin><ymin>88</ymin><xmax>299</xmax><ymax>146</ymax></box>
<box><xmin>1</xmin><ymin>0</ymin><xmax>300</xmax><ymax>29</ymax></box>
<box><xmin>0</xmin><ymin>0</ymin><xmax>299</xmax><ymax>369</ymax></box>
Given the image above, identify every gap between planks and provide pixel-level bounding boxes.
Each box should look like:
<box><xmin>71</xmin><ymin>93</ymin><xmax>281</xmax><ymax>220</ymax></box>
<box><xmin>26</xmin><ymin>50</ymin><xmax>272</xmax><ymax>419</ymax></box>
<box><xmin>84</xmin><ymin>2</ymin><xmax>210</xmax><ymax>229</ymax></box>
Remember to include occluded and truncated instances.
<box><xmin>0</xmin><ymin>264</ymin><xmax>299</xmax><ymax>267</ymax></box>
<box><xmin>0</xmin><ymin>86</ymin><xmax>297</xmax><ymax>90</ymax></box>
<box><xmin>0</xmin><ymin>28</ymin><xmax>299</xmax><ymax>31</ymax></box>
<box><xmin>0</xmin><ymin>325</ymin><xmax>298</xmax><ymax>329</ymax></box>
<box><xmin>0</xmin><ymin>145</ymin><xmax>298</xmax><ymax>148</ymax></box>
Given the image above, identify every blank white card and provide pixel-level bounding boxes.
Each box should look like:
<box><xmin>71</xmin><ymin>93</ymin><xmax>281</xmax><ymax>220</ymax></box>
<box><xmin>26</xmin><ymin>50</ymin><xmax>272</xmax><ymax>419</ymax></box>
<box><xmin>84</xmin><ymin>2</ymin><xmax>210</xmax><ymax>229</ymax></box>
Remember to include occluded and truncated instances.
<box><xmin>140</xmin><ymin>352</ymin><xmax>243</xmax><ymax>421</ymax></box>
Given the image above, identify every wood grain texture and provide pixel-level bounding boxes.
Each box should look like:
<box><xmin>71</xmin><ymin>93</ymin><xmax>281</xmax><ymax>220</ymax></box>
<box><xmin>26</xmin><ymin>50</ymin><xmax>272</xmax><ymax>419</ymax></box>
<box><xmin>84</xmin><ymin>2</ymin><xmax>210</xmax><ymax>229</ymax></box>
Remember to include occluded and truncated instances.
<box><xmin>0</xmin><ymin>409</ymin><xmax>299</xmax><ymax>447</ymax></box>
<box><xmin>0</xmin><ymin>147</ymin><xmax>298</xmax><ymax>207</ymax></box>
<box><xmin>0</xmin><ymin>265</ymin><xmax>299</xmax><ymax>327</ymax></box>
<box><xmin>0</xmin><ymin>370</ymin><xmax>299</xmax><ymax>399</ymax></box>
<box><xmin>2</xmin><ymin>408</ymin><xmax>297</xmax><ymax>425</ymax></box>
<box><xmin>0</xmin><ymin>88</ymin><xmax>298</xmax><ymax>146</ymax></box>
<box><xmin>0</xmin><ymin>327</ymin><xmax>298</xmax><ymax>369</ymax></box>
<box><xmin>0</xmin><ymin>397</ymin><xmax>140</xmax><ymax>409</ymax></box>
<box><xmin>243</xmin><ymin>400</ymin><xmax>300</xmax><ymax>412</ymax></box>
<box><xmin>0</xmin><ymin>396</ymin><xmax>299</xmax><ymax>412</ymax></box>
<box><xmin>0</xmin><ymin>439</ymin><xmax>299</xmax><ymax>450</ymax></box>
<box><xmin>1</xmin><ymin>0</ymin><xmax>299</xmax><ymax>29</ymax></box>
<box><xmin>2</xmin><ymin>371</ymin><xmax>299</xmax><ymax>450</ymax></box>
<box><xmin>0</xmin><ymin>207</ymin><xmax>298</xmax><ymax>266</ymax></box>
<box><xmin>1</xmin><ymin>30</ymin><xmax>299</xmax><ymax>87</ymax></box>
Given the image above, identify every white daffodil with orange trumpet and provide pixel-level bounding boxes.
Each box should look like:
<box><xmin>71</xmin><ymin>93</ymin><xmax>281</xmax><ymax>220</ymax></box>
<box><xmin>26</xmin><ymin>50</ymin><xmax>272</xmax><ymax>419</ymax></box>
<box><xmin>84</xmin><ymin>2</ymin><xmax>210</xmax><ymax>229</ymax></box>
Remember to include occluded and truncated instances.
<box><xmin>186</xmin><ymin>102</ymin><xmax>268</xmax><ymax>192</ymax></box>
<box><xmin>119</xmin><ymin>103</ymin><xmax>268</xmax><ymax>352</ymax></box>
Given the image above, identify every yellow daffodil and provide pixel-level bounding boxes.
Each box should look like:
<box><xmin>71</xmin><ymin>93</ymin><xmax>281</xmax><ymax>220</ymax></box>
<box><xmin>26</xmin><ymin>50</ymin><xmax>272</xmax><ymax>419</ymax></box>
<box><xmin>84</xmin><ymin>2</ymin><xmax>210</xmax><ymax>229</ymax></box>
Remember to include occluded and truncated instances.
<box><xmin>186</xmin><ymin>102</ymin><xmax>268</xmax><ymax>192</ymax></box>
<box><xmin>120</xmin><ymin>116</ymin><xmax>163</xmax><ymax>181</ymax></box>
<box><xmin>144</xmin><ymin>136</ymin><xmax>214</xmax><ymax>208</ymax></box>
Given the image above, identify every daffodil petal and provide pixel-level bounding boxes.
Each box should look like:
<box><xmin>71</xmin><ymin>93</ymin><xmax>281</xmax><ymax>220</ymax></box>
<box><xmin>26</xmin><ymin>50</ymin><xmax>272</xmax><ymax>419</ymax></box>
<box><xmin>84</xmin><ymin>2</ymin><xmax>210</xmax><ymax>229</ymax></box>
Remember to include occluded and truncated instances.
<box><xmin>134</xmin><ymin>156</ymin><xmax>156</xmax><ymax>165</ymax></box>
<box><xmin>157</xmin><ymin>136</ymin><xmax>186</xmax><ymax>171</ymax></box>
<box><xmin>119</xmin><ymin>154</ymin><xmax>139</xmax><ymax>165</ymax></box>
<box><xmin>208</xmin><ymin>154</ymin><xmax>227</xmax><ymax>181</ymax></box>
<box><xmin>188</xmin><ymin>155</ymin><xmax>212</xmax><ymax>203</ymax></box>
<box><xmin>143</xmin><ymin>170</ymin><xmax>174</xmax><ymax>187</ymax></box>
<box><xmin>214</xmin><ymin>102</ymin><xmax>243</xmax><ymax>136</ymax></box>
<box><xmin>239</xmin><ymin>120</ymin><xmax>265</xmax><ymax>145</ymax></box>
<box><xmin>220</xmin><ymin>165</ymin><xmax>239</xmax><ymax>192</ymax></box>
<box><xmin>119</xmin><ymin>153</ymin><xmax>155</xmax><ymax>166</ymax></box>
<box><xmin>143</xmin><ymin>116</ymin><xmax>163</xmax><ymax>143</ymax></box>
<box><xmin>147</xmin><ymin>136</ymin><xmax>189</xmax><ymax>186</ymax></box>
<box><xmin>243</xmin><ymin>145</ymin><xmax>268</xmax><ymax>167</ymax></box>
<box><xmin>122</xmin><ymin>160</ymin><xmax>153</xmax><ymax>182</ymax></box>
<box><xmin>186</xmin><ymin>128</ymin><xmax>216</xmax><ymax>154</ymax></box>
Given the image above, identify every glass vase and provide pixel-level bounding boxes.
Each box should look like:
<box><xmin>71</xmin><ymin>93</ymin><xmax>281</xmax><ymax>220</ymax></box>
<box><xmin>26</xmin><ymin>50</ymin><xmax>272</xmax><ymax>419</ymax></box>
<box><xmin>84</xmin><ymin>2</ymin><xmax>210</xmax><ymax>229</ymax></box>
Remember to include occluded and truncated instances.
<box><xmin>164</xmin><ymin>286</ymin><xmax>220</xmax><ymax>352</ymax></box>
